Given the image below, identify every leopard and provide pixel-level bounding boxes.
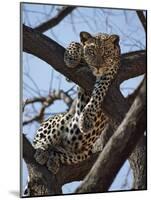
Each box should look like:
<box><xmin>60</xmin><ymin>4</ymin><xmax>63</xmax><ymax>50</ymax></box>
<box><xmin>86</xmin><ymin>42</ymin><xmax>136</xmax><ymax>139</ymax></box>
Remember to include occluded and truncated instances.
<box><xmin>33</xmin><ymin>31</ymin><xmax>121</xmax><ymax>174</ymax></box>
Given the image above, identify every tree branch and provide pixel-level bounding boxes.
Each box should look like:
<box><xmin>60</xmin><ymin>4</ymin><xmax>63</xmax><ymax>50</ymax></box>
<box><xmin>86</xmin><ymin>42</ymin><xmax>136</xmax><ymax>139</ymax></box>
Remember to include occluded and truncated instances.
<box><xmin>75</xmin><ymin>77</ymin><xmax>146</xmax><ymax>193</ymax></box>
<box><xmin>136</xmin><ymin>10</ymin><xmax>146</xmax><ymax>32</ymax></box>
<box><xmin>129</xmin><ymin>135</ymin><xmax>146</xmax><ymax>190</ymax></box>
<box><xmin>23</xmin><ymin>134</ymin><xmax>63</xmax><ymax>195</ymax></box>
<box><xmin>23</xmin><ymin>134</ymin><xmax>100</xmax><ymax>196</ymax></box>
<box><xmin>34</xmin><ymin>6</ymin><xmax>76</xmax><ymax>33</ymax></box>
<box><xmin>23</xmin><ymin>24</ymin><xmax>146</xmax><ymax>92</ymax></box>
<box><xmin>23</xmin><ymin>24</ymin><xmax>146</xmax><ymax>126</ymax></box>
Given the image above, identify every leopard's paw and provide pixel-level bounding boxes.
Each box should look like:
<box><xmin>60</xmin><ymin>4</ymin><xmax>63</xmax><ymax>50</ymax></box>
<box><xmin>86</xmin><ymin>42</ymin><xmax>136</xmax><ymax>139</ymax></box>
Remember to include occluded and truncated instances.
<box><xmin>64</xmin><ymin>42</ymin><xmax>83</xmax><ymax>68</ymax></box>
<box><xmin>46</xmin><ymin>153</ymin><xmax>60</xmax><ymax>174</ymax></box>
<box><xmin>79</xmin><ymin>113</ymin><xmax>94</xmax><ymax>133</ymax></box>
<box><xmin>34</xmin><ymin>148</ymin><xmax>49</xmax><ymax>165</ymax></box>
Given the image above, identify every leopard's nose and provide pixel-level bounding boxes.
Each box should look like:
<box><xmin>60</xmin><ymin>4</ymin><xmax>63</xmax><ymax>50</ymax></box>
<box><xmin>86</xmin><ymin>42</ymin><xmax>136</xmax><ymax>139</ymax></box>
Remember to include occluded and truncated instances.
<box><xmin>97</xmin><ymin>56</ymin><xmax>104</xmax><ymax>65</ymax></box>
<box><xmin>96</xmin><ymin>69</ymin><xmax>100</xmax><ymax>73</ymax></box>
<box><xmin>94</xmin><ymin>69</ymin><xmax>100</xmax><ymax>76</ymax></box>
<box><xmin>94</xmin><ymin>68</ymin><xmax>99</xmax><ymax>74</ymax></box>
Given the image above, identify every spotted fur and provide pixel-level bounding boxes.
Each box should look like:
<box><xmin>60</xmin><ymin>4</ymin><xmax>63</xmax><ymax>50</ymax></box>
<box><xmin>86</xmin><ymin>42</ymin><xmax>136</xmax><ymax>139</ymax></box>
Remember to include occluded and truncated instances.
<box><xmin>33</xmin><ymin>31</ymin><xmax>121</xmax><ymax>174</ymax></box>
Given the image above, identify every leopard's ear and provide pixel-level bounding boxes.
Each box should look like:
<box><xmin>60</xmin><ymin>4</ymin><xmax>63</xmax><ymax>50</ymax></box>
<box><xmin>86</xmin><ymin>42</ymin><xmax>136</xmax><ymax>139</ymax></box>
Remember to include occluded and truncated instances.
<box><xmin>109</xmin><ymin>34</ymin><xmax>120</xmax><ymax>44</ymax></box>
<box><xmin>80</xmin><ymin>31</ymin><xmax>93</xmax><ymax>44</ymax></box>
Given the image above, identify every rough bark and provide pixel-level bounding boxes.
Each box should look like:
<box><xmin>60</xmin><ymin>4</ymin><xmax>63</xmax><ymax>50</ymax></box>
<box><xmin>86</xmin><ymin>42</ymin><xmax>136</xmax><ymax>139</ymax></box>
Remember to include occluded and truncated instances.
<box><xmin>129</xmin><ymin>135</ymin><xmax>147</xmax><ymax>190</ymax></box>
<box><xmin>126</xmin><ymin>82</ymin><xmax>147</xmax><ymax>191</ymax></box>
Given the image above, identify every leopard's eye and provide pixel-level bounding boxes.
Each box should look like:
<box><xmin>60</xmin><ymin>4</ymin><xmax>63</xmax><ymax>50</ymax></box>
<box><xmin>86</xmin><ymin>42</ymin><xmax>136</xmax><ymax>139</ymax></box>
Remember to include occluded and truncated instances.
<box><xmin>88</xmin><ymin>49</ymin><xmax>94</xmax><ymax>54</ymax></box>
<box><xmin>86</xmin><ymin>48</ymin><xmax>95</xmax><ymax>56</ymax></box>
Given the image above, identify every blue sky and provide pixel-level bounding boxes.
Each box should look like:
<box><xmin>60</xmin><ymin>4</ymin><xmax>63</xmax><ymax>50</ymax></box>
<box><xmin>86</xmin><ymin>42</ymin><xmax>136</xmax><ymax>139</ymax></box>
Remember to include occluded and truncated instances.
<box><xmin>22</xmin><ymin>3</ymin><xmax>145</xmax><ymax>195</ymax></box>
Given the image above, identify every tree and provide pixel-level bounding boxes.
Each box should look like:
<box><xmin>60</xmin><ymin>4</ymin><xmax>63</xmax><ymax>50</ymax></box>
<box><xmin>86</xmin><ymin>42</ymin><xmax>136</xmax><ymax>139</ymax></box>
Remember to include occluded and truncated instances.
<box><xmin>21</xmin><ymin>4</ymin><xmax>146</xmax><ymax>197</ymax></box>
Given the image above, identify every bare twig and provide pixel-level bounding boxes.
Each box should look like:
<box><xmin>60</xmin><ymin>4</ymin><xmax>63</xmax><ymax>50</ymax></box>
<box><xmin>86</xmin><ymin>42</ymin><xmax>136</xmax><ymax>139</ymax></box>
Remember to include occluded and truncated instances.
<box><xmin>23</xmin><ymin>90</ymin><xmax>73</xmax><ymax>125</ymax></box>
<box><xmin>34</xmin><ymin>6</ymin><xmax>76</xmax><ymax>33</ymax></box>
<box><xmin>23</xmin><ymin>97</ymin><xmax>46</xmax><ymax>105</ymax></box>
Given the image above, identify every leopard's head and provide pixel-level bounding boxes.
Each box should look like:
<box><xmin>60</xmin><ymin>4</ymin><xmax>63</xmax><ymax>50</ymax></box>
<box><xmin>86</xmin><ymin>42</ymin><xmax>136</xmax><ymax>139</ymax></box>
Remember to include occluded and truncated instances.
<box><xmin>80</xmin><ymin>31</ymin><xmax>121</xmax><ymax>77</ymax></box>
